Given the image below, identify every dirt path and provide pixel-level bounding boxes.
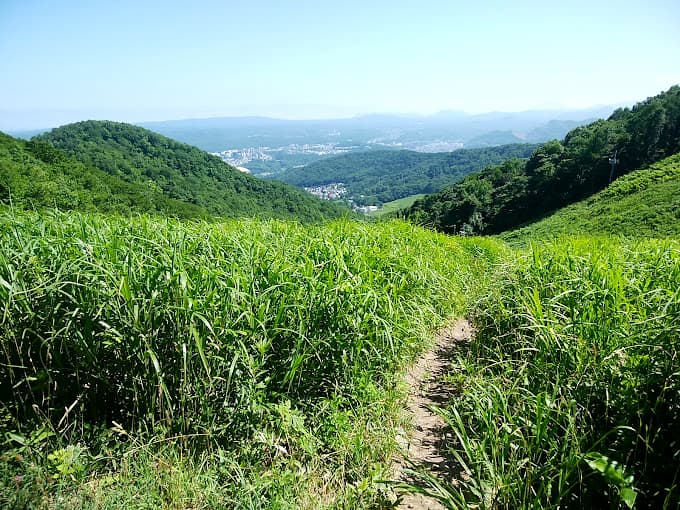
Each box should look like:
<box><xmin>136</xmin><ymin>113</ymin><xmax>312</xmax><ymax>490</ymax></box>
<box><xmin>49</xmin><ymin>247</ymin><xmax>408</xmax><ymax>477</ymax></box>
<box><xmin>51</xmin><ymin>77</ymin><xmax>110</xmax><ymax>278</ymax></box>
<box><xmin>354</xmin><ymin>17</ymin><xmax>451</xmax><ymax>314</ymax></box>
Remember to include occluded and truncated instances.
<box><xmin>393</xmin><ymin>319</ymin><xmax>473</xmax><ymax>510</ymax></box>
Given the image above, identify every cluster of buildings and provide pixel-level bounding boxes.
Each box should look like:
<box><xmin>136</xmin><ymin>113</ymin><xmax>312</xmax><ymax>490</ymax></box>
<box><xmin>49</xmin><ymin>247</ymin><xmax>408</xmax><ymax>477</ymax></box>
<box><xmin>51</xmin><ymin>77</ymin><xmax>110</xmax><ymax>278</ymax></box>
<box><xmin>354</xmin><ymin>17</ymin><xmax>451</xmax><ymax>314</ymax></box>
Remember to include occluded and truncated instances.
<box><xmin>211</xmin><ymin>148</ymin><xmax>273</xmax><ymax>167</ymax></box>
<box><xmin>354</xmin><ymin>205</ymin><xmax>380</xmax><ymax>214</ymax></box>
<box><xmin>304</xmin><ymin>183</ymin><xmax>347</xmax><ymax>200</ymax></box>
<box><xmin>304</xmin><ymin>184</ymin><xmax>382</xmax><ymax>215</ymax></box>
<box><xmin>413</xmin><ymin>141</ymin><xmax>465</xmax><ymax>153</ymax></box>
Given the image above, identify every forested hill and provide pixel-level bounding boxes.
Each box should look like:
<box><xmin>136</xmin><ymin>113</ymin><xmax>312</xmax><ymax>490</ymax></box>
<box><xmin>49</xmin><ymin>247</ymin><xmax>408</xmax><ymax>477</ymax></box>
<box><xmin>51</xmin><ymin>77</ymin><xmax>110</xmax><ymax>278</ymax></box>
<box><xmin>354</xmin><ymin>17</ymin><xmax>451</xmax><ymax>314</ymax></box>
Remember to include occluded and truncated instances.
<box><xmin>502</xmin><ymin>152</ymin><xmax>680</xmax><ymax>242</ymax></box>
<box><xmin>33</xmin><ymin>121</ymin><xmax>351</xmax><ymax>222</ymax></box>
<box><xmin>405</xmin><ymin>85</ymin><xmax>680</xmax><ymax>234</ymax></box>
<box><xmin>275</xmin><ymin>144</ymin><xmax>538</xmax><ymax>205</ymax></box>
<box><xmin>0</xmin><ymin>131</ymin><xmax>209</xmax><ymax>217</ymax></box>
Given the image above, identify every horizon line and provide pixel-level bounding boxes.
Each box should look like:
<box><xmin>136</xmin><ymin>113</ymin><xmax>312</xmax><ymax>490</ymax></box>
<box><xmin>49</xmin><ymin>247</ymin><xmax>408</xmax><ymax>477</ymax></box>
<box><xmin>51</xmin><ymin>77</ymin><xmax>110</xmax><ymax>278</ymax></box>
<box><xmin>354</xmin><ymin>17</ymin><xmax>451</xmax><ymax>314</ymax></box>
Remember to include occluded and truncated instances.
<box><xmin>1</xmin><ymin>102</ymin><xmax>630</xmax><ymax>133</ymax></box>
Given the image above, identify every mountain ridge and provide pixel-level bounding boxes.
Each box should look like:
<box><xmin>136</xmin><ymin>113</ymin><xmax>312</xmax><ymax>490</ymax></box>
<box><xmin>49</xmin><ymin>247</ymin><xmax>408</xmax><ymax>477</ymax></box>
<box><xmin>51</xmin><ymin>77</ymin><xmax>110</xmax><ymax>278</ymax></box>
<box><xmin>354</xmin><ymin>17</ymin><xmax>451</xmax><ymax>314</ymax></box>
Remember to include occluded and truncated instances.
<box><xmin>136</xmin><ymin>107</ymin><xmax>615</xmax><ymax>153</ymax></box>
<box><xmin>404</xmin><ymin>85</ymin><xmax>680</xmax><ymax>235</ymax></box>
<box><xmin>4</xmin><ymin>121</ymin><xmax>351</xmax><ymax>222</ymax></box>
<box><xmin>0</xmin><ymin>131</ymin><xmax>208</xmax><ymax>217</ymax></box>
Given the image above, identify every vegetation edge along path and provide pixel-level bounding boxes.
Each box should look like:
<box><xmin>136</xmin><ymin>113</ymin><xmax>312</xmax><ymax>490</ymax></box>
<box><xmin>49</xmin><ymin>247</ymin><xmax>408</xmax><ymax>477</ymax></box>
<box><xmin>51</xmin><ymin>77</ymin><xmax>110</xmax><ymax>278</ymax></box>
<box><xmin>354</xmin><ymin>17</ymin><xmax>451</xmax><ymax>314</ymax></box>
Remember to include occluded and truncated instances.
<box><xmin>393</xmin><ymin>319</ymin><xmax>473</xmax><ymax>509</ymax></box>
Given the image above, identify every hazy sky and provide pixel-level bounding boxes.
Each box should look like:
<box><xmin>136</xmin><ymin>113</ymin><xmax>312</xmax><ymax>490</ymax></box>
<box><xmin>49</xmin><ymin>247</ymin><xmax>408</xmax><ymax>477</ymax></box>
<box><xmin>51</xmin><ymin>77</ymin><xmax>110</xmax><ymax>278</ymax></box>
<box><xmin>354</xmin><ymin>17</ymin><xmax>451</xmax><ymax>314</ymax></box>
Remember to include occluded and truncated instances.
<box><xmin>1</xmin><ymin>0</ymin><xmax>679</xmax><ymax>129</ymax></box>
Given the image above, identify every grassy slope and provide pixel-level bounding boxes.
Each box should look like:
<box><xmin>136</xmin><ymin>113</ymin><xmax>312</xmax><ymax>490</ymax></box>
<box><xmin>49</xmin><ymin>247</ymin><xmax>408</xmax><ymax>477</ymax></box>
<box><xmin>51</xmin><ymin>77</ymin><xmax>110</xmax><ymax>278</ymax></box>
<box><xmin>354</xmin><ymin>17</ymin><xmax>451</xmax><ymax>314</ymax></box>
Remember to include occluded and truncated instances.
<box><xmin>1</xmin><ymin>203</ymin><xmax>678</xmax><ymax>508</ymax></box>
<box><xmin>0</xmin><ymin>207</ymin><xmax>503</xmax><ymax>509</ymax></box>
<box><xmin>368</xmin><ymin>194</ymin><xmax>426</xmax><ymax>217</ymax></box>
<box><xmin>502</xmin><ymin>152</ymin><xmax>680</xmax><ymax>242</ymax></box>
<box><xmin>428</xmin><ymin>238</ymin><xmax>680</xmax><ymax>509</ymax></box>
<box><xmin>35</xmin><ymin>121</ymin><xmax>351</xmax><ymax>222</ymax></box>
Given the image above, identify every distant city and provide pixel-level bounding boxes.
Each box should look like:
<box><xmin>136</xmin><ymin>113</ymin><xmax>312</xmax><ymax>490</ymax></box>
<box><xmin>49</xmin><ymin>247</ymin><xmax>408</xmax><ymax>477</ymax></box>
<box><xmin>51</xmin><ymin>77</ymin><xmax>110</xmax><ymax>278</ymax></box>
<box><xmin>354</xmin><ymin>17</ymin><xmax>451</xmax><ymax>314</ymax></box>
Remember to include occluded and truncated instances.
<box><xmin>211</xmin><ymin>143</ymin><xmax>359</xmax><ymax>173</ymax></box>
<box><xmin>143</xmin><ymin>107</ymin><xmax>619</xmax><ymax>216</ymax></box>
<box><xmin>211</xmin><ymin>147</ymin><xmax>384</xmax><ymax>213</ymax></box>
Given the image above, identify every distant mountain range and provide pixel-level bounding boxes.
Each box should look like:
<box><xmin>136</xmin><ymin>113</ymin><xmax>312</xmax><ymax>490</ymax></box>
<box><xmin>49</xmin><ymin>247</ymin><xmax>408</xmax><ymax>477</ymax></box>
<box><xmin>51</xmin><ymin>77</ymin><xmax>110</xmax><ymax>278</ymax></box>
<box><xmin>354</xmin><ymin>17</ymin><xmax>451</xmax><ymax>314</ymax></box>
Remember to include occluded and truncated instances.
<box><xmin>135</xmin><ymin>106</ymin><xmax>615</xmax><ymax>153</ymax></box>
<box><xmin>464</xmin><ymin>119</ymin><xmax>596</xmax><ymax>148</ymax></box>
<box><xmin>6</xmin><ymin>107</ymin><xmax>616</xmax><ymax>181</ymax></box>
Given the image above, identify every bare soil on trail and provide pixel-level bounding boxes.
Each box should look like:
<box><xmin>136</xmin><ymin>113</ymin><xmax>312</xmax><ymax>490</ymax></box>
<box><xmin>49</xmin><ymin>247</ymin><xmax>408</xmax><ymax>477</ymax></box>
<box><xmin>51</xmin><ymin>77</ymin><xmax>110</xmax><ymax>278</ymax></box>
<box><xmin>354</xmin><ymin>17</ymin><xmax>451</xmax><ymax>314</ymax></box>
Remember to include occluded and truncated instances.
<box><xmin>393</xmin><ymin>319</ymin><xmax>473</xmax><ymax>510</ymax></box>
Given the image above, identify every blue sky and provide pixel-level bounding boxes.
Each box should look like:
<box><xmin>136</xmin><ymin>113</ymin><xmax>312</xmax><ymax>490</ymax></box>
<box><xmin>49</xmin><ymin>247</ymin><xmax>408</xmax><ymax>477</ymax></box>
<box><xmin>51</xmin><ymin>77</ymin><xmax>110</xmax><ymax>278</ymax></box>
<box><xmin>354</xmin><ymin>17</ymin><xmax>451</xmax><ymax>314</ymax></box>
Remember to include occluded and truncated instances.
<box><xmin>1</xmin><ymin>0</ymin><xmax>679</xmax><ymax>129</ymax></box>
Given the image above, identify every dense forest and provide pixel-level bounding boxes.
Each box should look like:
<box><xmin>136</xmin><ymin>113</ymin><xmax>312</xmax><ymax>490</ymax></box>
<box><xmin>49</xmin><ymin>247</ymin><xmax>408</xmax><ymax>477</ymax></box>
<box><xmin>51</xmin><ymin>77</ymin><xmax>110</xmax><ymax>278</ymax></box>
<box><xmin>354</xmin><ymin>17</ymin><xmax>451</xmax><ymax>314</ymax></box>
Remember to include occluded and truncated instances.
<box><xmin>405</xmin><ymin>85</ymin><xmax>680</xmax><ymax>234</ymax></box>
<box><xmin>28</xmin><ymin>121</ymin><xmax>351</xmax><ymax>222</ymax></box>
<box><xmin>0</xmin><ymin>132</ymin><xmax>208</xmax><ymax>218</ymax></box>
<box><xmin>276</xmin><ymin>144</ymin><xmax>538</xmax><ymax>205</ymax></box>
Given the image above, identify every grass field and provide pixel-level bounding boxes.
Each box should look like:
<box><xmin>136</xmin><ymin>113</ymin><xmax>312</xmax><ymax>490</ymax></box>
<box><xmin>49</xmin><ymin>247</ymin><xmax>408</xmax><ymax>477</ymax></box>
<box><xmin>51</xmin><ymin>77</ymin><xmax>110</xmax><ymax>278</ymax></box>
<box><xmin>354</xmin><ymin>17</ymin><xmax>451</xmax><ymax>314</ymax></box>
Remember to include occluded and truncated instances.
<box><xmin>1</xmin><ymin>202</ymin><xmax>678</xmax><ymax>508</ymax></box>
<box><xmin>0</xmin><ymin>207</ymin><xmax>502</xmax><ymax>508</ymax></box>
<box><xmin>368</xmin><ymin>194</ymin><xmax>426</xmax><ymax>217</ymax></box>
<box><xmin>409</xmin><ymin>237</ymin><xmax>680</xmax><ymax>509</ymax></box>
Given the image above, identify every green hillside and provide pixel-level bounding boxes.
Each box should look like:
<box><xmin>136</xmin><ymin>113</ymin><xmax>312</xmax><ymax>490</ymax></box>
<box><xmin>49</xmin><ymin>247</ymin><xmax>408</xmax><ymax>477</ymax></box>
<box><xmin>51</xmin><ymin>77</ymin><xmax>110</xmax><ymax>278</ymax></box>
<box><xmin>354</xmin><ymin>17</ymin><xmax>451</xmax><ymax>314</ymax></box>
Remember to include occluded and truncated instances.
<box><xmin>502</xmin><ymin>152</ymin><xmax>680</xmax><ymax>242</ymax></box>
<box><xmin>276</xmin><ymin>144</ymin><xmax>538</xmax><ymax>205</ymax></box>
<box><xmin>368</xmin><ymin>194</ymin><xmax>426</xmax><ymax>217</ymax></box>
<box><xmin>405</xmin><ymin>85</ymin><xmax>680</xmax><ymax>234</ymax></box>
<box><xmin>0</xmin><ymin>131</ymin><xmax>207</xmax><ymax>218</ymax></box>
<box><xmin>1</xmin><ymin>207</ymin><xmax>678</xmax><ymax>509</ymax></box>
<box><xmin>34</xmin><ymin>121</ymin><xmax>351</xmax><ymax>222</ymax></box>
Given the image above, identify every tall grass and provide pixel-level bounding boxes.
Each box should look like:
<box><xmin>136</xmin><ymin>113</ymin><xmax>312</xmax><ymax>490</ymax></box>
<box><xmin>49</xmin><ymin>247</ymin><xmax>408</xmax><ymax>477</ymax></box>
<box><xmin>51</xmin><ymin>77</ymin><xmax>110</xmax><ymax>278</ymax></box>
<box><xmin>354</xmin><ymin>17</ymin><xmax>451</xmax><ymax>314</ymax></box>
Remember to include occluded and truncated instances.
<box><xmin>0</xmin><ymin>207</ymin><xmax>501</xmax><ymax>507</ymax></box>
<box><xmin>436</xmin><ymin>237</ymin><xmax>680</xmax><ymax>509</ymax></box>
<box><xmin>10</xmin><ymin>205</ymin><xmax>677</xmax><ymax>508</ymax></box>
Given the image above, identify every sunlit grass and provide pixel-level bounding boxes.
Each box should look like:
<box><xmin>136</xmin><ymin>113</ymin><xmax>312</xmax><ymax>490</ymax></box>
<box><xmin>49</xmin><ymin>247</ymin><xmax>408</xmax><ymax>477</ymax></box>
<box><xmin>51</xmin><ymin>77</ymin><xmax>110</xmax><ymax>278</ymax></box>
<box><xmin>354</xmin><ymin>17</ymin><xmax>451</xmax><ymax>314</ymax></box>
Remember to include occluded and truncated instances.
<box><xmin>0</xmin><ymin>207</ymin><xmax>500</xmax><ymax>508</ymax></box>
<box><xmin>502</xmin><ymin>152</ymin><xmax>680</xmax><ymax>243</ymax></box>
<box><xmin>3</xmin><ymin>205</ymin><xmax>678</xmax><ymax>508</ymax></box>
<box><xmin>428</xmin><ymin>237</ymin><xmax>680</xmax><ymax>509</ymax></box>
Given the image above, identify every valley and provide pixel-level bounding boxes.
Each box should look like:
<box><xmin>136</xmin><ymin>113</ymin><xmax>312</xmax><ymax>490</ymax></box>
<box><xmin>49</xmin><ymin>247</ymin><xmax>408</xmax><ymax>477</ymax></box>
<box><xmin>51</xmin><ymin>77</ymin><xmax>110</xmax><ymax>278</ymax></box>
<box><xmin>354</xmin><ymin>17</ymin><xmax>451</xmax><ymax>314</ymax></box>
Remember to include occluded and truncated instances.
<box><xmin>138</xmin><ymin>108</ymin><xmax>609</xmax><ymax>179</ymax></box>
<box><xmin>1</xmin><ymin>86</ymin><xmax>679</xmax><ymax>509</ymax></box>
<box><xmin>276</xmin><ymin>144</ymin><xmax>539</xmax><ymax>207</ymax></box>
